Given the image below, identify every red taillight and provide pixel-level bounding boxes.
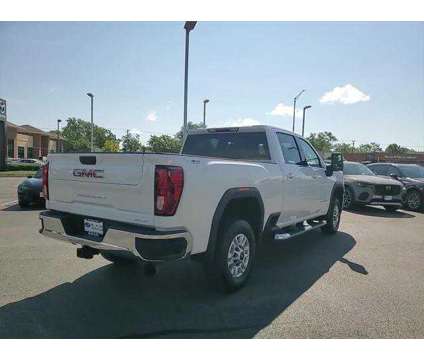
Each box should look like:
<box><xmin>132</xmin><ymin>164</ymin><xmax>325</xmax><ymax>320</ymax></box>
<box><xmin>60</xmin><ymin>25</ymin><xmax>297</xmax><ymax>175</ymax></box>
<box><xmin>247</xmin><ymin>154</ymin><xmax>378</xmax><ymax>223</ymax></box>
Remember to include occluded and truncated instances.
<box><xmin>154</xmin><ymin>165</ymin><xmax>184</xmax><ymax>216</ymax></box>
<box><xmin>42</xmin><ymin>163</ymin><xmax>49</xmax><ymax>200</ymax></box>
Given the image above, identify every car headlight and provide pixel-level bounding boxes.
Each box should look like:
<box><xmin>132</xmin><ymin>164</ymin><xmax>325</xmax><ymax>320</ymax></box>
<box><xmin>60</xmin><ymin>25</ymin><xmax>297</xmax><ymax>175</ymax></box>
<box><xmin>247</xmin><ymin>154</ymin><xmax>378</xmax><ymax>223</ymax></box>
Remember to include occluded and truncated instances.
<box><xmin>356</xmin><ymin>182</ymin><xmax>372</xmax><ymax>187</ymax></box>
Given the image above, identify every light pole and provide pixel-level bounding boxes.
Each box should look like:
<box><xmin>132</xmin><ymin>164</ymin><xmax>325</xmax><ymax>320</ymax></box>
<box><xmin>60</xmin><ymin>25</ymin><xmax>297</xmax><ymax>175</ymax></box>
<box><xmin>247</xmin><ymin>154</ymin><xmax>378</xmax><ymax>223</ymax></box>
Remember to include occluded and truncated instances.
<box><xmin>203</xmin><ymin>99</ymin><xmax>209</xmax><ymax>127</ymax></box>
<box><xmin>87</xmin><ymin>93</ymin><xmax>94</xmax><ymax>152</ymax></box>
<box><xmin>56</xmin><ymin>119</ymin><xmax>62</xmax><ymax>152</ymax></box>
<box><xmin>301</xmin><ymin>105</ymin><xmax>311</xmax><ymax>137</ymax></box>
<box><xmin>292</xmin><ymin>89</ymin><xmax>305</xmax><ymax>133</ymax></box>
<box><xmin>183</xmin><ymin>21</ymin><xmax>197</xmax><ymax>135</ymax></box>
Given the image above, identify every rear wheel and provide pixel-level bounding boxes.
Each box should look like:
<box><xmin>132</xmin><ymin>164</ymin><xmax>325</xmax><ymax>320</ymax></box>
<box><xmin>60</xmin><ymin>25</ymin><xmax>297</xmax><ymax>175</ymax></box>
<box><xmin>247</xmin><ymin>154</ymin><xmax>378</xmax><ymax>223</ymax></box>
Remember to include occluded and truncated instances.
<box><xmin>100</xmin><ymin>251</ymin><xmax>139</xmax><ymax>265</ymax></box>
<box><xmin>322</xmin><ymin>196</ymin><xmax>342</xmax><ymax>234</ymax></box>
<box><xmin>207</xmin><ymin>219</ymin><xmax>256</xmax><ymax>292</ymax></box>
<box><xmin>405</xmin><ymin>189</ymin><xmax>422</xmax><ymax>211</ymax></box>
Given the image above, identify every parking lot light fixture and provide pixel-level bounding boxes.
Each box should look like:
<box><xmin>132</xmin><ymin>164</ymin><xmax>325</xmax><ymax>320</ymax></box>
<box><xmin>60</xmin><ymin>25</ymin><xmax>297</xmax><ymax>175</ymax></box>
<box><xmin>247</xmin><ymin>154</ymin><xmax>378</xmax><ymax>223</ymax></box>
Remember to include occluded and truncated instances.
<box><xmin>56</xmin><ymin>119</ymin><xmax>62</xmax><ymax>153</ymax></box>
<box><xmin>183</xmin><ymin>21</ymin><xmax>197</xmax><ymax>136</ymax></box>
<box><xmin>302</xmin><ymin>105</ymin><xmax>312</xmax><ymax>137</ymax></box>
<box><xmin>293</xmin><ymin>89</ymin><xmax>305</xmax><ymax>133</ymax></box>
<box><xmin>86</xmin><ymin>93</ymin><xmax>94</xmax><ymax>152</ymax></box>
<box><xmin>203</xmin><ymin>99</ymin><xmax>209</xmax><ymax>127</ymax></box>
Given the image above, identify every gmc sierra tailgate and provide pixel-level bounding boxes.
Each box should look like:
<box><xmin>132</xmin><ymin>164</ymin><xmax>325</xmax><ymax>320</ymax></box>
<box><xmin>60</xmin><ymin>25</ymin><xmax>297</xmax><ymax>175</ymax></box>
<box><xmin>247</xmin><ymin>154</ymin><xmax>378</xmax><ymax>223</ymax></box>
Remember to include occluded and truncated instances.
<box><xmin>47</xmin><ymin>153</ymin><xmax>155</xmax><ymax>226</ymax></box>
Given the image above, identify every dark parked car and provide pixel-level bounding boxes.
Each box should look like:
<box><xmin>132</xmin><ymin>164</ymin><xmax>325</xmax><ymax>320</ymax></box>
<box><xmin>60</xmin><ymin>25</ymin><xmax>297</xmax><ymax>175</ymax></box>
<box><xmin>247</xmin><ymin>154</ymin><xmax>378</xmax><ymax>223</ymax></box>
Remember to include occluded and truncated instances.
<box><xmin>17</xmin><ymin>168</ymin><xmax>44</xmax><ymax>208</ymax></box>
<box><xmin>342</xmin><ymin>161</ymin><xmax>405</xmax><ymax>211</ymax></box>
<box><xmin>367</xmin><ymin>163</ymin><xmax>424</xmax><ymax>211</ymax></box>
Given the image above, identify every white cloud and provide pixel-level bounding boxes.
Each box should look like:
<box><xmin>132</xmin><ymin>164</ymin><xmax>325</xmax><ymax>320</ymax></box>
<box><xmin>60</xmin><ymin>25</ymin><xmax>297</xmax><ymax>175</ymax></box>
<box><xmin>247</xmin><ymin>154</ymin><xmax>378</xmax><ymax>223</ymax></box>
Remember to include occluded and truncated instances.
<box><xmin>229</xmin><ymin>118</ymin><xmax>261</xmax><ymax>127</ymax></box>
<box><xmin>269</xmin><ymin>103</ymin><xmax>302</xmax><ymax>117</ymax></box>
<box><xmin>145</xmin><ymin>111</ymin><xmax>158</xmax><ymax>122</ymax></box>
<box><xmin>320</xmin><ymin>84</ymin><xmax>370</xmax><ymax>105</ymax></box>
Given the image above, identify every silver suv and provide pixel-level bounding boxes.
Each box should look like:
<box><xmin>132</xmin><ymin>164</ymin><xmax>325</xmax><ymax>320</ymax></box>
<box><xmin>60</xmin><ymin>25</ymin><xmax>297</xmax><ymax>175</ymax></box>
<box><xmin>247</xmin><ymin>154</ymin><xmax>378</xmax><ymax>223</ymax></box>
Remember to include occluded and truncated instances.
<box><xmin>342</xmin><ymin>161</ymin><xmax>405</xmax><ymax>211</ymax></box>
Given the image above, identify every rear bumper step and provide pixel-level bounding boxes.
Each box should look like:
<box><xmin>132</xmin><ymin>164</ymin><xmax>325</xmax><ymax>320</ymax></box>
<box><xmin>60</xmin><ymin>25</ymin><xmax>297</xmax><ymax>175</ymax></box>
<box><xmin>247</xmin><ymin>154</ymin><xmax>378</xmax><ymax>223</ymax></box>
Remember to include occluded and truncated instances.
<box><xmin>273</xmin><ymin>220</ymin><xmax>326</xmax><ymax>241</ymax></box>
<box><xmin>39</xmin><ymin>210</ymin><xmax>192</xmax><ymax>262</ymax></box>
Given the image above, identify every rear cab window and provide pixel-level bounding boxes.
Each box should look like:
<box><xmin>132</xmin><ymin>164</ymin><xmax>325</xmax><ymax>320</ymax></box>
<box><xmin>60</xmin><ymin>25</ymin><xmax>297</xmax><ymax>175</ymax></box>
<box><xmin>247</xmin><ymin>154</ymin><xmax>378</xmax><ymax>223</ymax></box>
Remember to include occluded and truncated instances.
<box><xmin>182</xmin><ymin>132</ymin><xmax>271</xmax><ymax>160</ymax></box>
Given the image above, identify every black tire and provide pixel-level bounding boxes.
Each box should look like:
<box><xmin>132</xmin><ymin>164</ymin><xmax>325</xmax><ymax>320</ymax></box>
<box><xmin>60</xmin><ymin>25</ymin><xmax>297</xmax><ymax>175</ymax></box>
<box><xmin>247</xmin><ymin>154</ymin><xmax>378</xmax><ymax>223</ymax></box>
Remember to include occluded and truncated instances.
<box><xmin>18</xmin><ymin>199</ymin><xmax>30</xmax><ymax>208</ymax></box>
<box><xmin>384</xmin><ymin>205</ymin><xmax>400</xmax><ymax>212</ymax></box>
<box><xmin>207</xmin><ymin>219</ymin><xmax>256</xmax><ymax>292</ymax></box>
<box><xmin>405</xmin><ymin>189</ymin><xmax>422</xmax><ymax>211</ymax></box>
<box><xmin>100</xmin><ymin>251</ymin><xmax>139</xmax><ymax>265</ymax></box>
<box><xmin>342</xmin><ymin>186</ymin><xmax>354</xmax><ymax>209</ymax></box>
<box><xmin>321</xmin><ymin>196</ymin><xmax>342</xmax><ymax>234</ymax></box>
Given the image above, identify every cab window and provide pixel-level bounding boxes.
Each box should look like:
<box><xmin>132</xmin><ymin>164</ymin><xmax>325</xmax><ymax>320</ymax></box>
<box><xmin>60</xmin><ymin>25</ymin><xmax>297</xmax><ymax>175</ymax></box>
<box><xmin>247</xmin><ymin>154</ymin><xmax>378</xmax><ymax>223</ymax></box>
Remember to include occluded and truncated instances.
<box><xmin>277</xmin><ymin>133</ymin><xmax>301</xmax><ymax>164</ymax></box>
<box><xmin>296</xmin><ymin>138</ymin><xmax>322</xmax><ymax>167</ymax></box>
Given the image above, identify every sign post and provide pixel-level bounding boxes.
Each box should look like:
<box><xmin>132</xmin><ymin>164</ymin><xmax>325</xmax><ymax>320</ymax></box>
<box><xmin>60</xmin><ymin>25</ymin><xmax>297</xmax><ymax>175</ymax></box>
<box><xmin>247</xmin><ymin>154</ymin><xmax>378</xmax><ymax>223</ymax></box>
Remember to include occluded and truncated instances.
<box><xmin>0</xmin><ymin>98</ymin><xmax>7</xmax><ymax>170</ymax></box>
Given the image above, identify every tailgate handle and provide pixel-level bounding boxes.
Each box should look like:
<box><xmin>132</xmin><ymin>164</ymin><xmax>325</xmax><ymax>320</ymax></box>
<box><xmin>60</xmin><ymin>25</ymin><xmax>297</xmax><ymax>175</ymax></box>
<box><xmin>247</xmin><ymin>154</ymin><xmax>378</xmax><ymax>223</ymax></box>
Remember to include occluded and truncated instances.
<box><xmin>79</xmin><ymin>156</ymin><xmax>96</xmax><ymax>165</ymax></box>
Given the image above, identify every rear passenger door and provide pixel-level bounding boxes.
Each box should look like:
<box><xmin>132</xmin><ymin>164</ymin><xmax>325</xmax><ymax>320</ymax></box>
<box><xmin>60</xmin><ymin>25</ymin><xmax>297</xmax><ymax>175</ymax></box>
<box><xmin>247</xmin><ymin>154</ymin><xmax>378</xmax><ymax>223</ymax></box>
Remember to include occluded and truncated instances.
<box><xmin>295</xmin><ymin>137</ymin><xmax>334</xmax><ymax>215</ymax></box>
<box><xmin>276</xmin><ymin>132</ymin><xmax>315</xmax><ymax>225</ymax></box>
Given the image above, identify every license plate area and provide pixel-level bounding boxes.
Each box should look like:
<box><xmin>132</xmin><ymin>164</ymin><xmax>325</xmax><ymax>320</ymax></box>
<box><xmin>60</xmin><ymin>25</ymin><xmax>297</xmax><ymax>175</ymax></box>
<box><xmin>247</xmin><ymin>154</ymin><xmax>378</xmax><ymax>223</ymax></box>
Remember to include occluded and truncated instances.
<box><xmin>84</xmin><ymin>219</ymin><xmax>104</xmax><ymax>237</ymax></box>
<box><xmin>384</xmin><ymin>195</ymin><xmax>393</xmax><ymax>201</ymax></box>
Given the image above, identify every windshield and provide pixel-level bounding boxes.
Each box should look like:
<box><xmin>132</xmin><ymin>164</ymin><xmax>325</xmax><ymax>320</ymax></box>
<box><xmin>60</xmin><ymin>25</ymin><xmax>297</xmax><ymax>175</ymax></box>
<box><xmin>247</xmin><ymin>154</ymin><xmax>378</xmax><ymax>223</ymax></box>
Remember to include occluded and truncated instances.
<box><xmin>343</xmin><ymin>162</ymin><xmax>375</xmax><ymax>176</ymax></box>
<box><xmin>398</xmin><ymin>165</ymin><xmax>424</xmax><ymax>178</ymax></box>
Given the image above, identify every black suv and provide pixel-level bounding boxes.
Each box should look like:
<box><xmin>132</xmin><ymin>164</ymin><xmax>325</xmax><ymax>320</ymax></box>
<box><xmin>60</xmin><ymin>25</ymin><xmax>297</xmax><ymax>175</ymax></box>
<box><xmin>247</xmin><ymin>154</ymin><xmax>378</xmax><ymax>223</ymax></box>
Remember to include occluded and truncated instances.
<box><xmin>367</xmin><ymin>163</ymin><xmax>424</xmax><ymax>211</ymax></box>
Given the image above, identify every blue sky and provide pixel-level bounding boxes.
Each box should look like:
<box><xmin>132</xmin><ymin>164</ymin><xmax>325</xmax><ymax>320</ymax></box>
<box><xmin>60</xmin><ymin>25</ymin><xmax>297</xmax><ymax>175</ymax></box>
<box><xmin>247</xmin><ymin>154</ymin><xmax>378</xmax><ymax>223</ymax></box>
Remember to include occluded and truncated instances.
<box><xmin>0</xmin><ymin>21</ymin><xmax>423</xmax><ymax>149</ymax></box>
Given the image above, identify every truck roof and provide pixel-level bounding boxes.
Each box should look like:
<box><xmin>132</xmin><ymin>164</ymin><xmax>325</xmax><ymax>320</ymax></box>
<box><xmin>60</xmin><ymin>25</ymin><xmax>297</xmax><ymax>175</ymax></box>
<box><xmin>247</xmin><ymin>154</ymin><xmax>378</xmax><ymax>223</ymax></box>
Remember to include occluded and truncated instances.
<box><xmin>188</xmin><ymin>125</ymin><xmax>298</xmax><ymax>136</ymax></box>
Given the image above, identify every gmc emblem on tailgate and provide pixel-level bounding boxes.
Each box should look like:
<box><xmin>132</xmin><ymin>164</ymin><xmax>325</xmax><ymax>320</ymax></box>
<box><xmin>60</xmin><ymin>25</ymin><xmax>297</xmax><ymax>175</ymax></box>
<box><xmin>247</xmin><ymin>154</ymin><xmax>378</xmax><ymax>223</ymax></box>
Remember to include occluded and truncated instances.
<box><xmin>73</xmin><ymin>169</ymin><xmax>104</xmax><ymax>178</ymax></box>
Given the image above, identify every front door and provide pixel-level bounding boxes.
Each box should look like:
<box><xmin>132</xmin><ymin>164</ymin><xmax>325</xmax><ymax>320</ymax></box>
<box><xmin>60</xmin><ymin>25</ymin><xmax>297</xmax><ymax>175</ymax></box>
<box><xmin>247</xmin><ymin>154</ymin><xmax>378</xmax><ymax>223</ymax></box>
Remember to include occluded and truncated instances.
<box><xmin>296</xmin><ymin>137</ymin><xmax>334</xmax><ymax>215</ymax></box>
<box><xmin>276</xmin><ymin>132</ymin><xmax>316</xmax><ymax>226</ymax></box>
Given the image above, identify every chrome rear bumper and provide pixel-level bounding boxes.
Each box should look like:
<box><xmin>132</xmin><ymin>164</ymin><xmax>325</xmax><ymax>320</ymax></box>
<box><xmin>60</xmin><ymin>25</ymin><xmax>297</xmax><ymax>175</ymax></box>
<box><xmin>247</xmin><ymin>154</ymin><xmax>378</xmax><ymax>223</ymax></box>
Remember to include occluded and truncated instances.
<box><xmin>39</xmin><ymin>210</ymin><xmax>192</xmax><ymax>262</ymax></box>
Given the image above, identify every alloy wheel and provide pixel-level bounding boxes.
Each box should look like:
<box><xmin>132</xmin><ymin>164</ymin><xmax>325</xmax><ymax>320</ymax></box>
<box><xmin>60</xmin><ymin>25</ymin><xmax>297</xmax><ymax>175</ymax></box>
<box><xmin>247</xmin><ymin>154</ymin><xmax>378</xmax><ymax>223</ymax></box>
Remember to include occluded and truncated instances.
<box><xmin>227</xmin><ymin>233</ymin><xmax>250</xmax><ymax>278</ymax></box>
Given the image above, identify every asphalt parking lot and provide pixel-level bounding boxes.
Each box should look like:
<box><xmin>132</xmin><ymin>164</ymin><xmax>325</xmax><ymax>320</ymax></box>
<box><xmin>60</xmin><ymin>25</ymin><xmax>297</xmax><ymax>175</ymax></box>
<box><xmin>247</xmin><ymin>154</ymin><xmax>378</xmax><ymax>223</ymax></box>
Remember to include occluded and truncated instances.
<box><xmin>0</xmin><ymin>177</ymin><xmax>423</xmax><ymax>338</ymax></box>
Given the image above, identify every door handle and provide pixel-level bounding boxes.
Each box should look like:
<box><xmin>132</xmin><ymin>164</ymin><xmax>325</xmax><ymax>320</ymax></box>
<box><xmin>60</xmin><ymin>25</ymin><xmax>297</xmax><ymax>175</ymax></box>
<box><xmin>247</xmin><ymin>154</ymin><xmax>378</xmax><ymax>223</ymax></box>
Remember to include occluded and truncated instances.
<box><xmin>312</xmin><ymin>175</ymin><xmax>320</xmax><ymax>179</ymax></box>
<box><xmin>287</xmin><ymin>173</ymin><xmax>294</xmax><ymax>180</ymax></box>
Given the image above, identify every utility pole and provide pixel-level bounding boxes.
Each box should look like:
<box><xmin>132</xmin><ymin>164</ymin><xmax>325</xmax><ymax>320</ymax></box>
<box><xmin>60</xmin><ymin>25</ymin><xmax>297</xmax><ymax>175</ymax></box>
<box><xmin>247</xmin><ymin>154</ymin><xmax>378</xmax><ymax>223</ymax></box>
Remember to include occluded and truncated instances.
<box><xmin>352</xmin><ymin>140</ymin><xmax>356</xmax><ymax>148</ymax></box>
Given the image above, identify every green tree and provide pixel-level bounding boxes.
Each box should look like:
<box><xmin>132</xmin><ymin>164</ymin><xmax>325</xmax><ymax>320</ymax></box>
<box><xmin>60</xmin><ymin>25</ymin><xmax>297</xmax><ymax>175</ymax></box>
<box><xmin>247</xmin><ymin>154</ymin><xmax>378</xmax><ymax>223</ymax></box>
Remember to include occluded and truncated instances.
<box><xmin>62</xmin><ymin>117</ymin><xmax>117</xmax><ymax>152</ymax></box>
<box><xmin>175</xmin><ymin>121</ymin><xmax>207</xmax><ymax>140</ymax></box>
<box><xmin>121</xmin><ymin>132</ymin><xmax>142</xmax><ymax>152</ymax></box>
<box><xmin>306</xmin><ymin>132</ymin><xmax>338</xmax><ymax>154</ymax></box>
<box><xmin>357</xmin><ymin>142</ymin><xmax>382</xmax><ymax>153</ymax></box>
<box><xmin>148</xmin><ymin>135</ymin><xmax>181</xmax><ymax>153</ymax></box>
<box><xmin>333</xmin><ymin>142</ymin><xmax>355</xmax><ymax>154</ymax></box>
<box><xmin>385</xmin><ymin>143</ymin><xmax>413</xmax><ymax>154</ymax></box>
<box><xmin>103</xmin><ymin>139</ymin><xmax>120</xmax><ymax>152</ymax></box>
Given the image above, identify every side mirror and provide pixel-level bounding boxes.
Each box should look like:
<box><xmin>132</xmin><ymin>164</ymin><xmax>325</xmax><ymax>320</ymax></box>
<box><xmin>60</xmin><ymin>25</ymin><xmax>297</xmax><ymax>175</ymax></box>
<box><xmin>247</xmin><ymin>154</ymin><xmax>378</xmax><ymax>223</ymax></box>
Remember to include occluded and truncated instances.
<box><xmin>325</xmin><ymin>164</ymin><xmax>333</xmax><ymax>177</ymax></box>
<box><xmin>389</xmin><ymin>173</ymin><xmax>399</xmax><ymax>179</ymax></box>
<box><xmin>331</xmin><ymin>152</ymin><xmax>344</xmax><ymax>172</ymax></box>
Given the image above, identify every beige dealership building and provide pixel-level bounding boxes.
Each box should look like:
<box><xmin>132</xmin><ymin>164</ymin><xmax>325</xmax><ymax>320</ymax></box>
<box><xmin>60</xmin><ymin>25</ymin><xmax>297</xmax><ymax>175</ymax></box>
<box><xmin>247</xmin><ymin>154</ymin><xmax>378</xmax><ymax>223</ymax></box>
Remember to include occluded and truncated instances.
<box><xmin>6</xmin><ymin>122</ymin><xmax>62</xmax><ymax>159</ymax></box>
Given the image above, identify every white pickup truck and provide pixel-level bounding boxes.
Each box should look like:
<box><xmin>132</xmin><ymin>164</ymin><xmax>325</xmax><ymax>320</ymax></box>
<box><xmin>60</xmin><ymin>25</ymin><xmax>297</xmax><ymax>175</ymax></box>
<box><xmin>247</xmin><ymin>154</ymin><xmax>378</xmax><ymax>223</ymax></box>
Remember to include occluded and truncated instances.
<box><xmin>39</xmin><ymin>125</ymin><xmax>344</xmax><ymax>291</ymax></box>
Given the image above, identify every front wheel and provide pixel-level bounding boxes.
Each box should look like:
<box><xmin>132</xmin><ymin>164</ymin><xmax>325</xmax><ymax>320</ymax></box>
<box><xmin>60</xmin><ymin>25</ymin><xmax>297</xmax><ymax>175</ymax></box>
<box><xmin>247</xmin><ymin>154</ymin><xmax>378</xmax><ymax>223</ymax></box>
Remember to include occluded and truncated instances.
<box><xmin>405</xmin><ymin>189</ymin><xmax>422</xmax><ymax>211</ymax></box>
<box><xmin>343</xmin><ymin>187</ymin><xmax>354</xmax><ymax>209</ymax></box>
<box><xmin>18</xmin><ymin>198</ymin><xmax>30</xmax><ymax>208</ymax></box>
<box><xmin>322</xmin><ymin>196</ymin><xmax>342</xmax><ymax>234</ymax></box>
<box><xmin>209</xmin><ymin>219</ymin><xmax>256</xmax><ymax>292</ymax></box>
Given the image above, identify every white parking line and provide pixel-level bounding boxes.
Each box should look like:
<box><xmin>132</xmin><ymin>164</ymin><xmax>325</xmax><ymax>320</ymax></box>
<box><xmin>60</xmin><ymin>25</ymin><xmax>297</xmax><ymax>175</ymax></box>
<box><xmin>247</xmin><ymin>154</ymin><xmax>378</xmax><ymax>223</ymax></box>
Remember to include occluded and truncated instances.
<box><xmin>0</xmin><ymin>200</ymin><xmax>18</xmax><ymax>208</ymax></box>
